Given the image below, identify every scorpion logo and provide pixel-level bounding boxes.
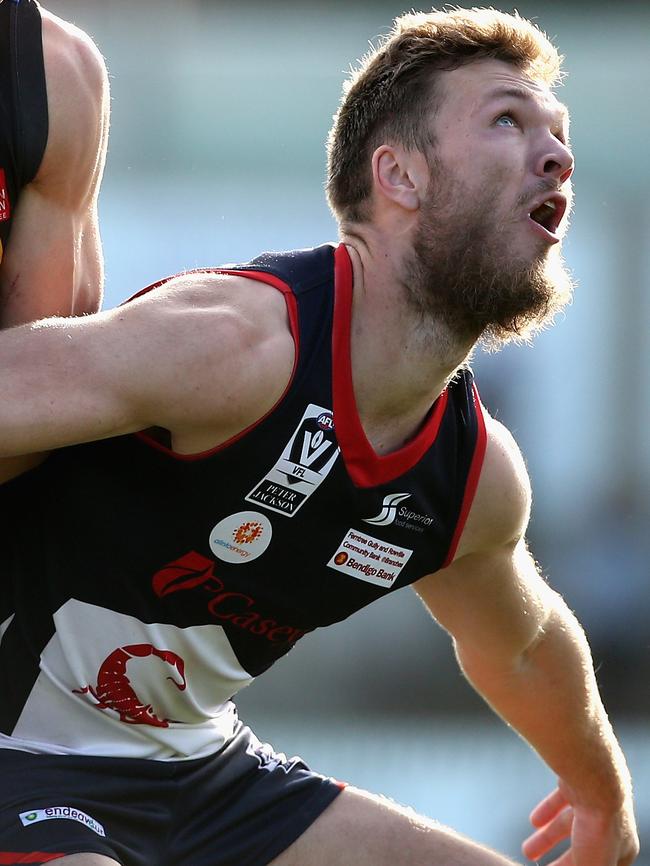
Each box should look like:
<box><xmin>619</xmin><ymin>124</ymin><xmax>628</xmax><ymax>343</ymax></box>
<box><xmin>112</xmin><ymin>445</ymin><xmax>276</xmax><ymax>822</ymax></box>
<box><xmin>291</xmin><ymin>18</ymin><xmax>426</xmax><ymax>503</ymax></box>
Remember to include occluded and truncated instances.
<box><xmin>73</xmin><ymin>643</ymin><xmax>187</xmax><ymax>728</ymax></box>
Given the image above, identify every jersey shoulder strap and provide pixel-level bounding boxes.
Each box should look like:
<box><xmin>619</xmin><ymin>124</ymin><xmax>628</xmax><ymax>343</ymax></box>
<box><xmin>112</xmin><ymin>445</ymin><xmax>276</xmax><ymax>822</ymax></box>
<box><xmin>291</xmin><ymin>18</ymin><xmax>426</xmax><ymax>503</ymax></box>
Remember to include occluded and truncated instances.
<box><xmin>4</xmin><ymin>0</ymin><xmax>48</xmax><ymax>186</ymax></box>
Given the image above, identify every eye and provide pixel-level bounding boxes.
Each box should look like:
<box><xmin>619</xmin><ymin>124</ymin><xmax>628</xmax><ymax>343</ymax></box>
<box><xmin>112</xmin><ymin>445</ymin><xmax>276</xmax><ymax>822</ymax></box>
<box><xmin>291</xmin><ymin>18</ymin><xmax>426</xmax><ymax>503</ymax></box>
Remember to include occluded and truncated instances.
<box><xmin>495</xmin><ymin>113</ymin><xmax>518</xmax><ymax>128</ymax></box>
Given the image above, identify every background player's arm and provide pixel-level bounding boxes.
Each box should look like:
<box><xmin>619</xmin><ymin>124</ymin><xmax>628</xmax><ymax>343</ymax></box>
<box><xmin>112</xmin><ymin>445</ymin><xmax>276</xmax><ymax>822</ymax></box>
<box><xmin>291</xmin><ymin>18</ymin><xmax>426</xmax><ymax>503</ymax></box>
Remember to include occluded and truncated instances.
<box><xmin>0</xmin><ymin>9</ymin><xmax>109</xmax><ymax>327</ymax></box>
<box><xmin>0</xmin><ymin>273</ymin><xmax>295</xmax><ymax>463</ymax></box>
<box><xmin>0</xmin><ymin>10</ymin><xmax>109</xmax><ymax>481</ymax></box>
<box><xmin>413</xmin><ymin>416</ymin><xmax>638</xmax><ymax>866</ymax></box>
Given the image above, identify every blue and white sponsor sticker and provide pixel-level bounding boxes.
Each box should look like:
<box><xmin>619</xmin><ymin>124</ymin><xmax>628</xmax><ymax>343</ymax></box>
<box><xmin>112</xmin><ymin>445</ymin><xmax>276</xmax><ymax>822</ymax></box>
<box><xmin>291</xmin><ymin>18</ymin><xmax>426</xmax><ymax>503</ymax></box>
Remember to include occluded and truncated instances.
<box><xmin>20</xmin><ymin>806</ymin><xmax>106</xmax><ymax>837</ymax></box>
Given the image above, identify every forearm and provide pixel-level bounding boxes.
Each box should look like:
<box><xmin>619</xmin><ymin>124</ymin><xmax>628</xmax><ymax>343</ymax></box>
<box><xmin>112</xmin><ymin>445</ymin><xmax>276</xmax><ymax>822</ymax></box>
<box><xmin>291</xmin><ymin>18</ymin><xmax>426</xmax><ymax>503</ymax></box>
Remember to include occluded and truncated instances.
<box><xmin>457</xmin><ymin>591</ymin><xmax>631</xmax><ymax>811</ymax></box>
<box><xmin>0</xmin><ymin>188</ymin><xmax>103</xmax><ymax>478</ymax></box>
<box><xmin>0</xmin><ymin>313</ymin><xmax>140</xmax><ymax>458</ymax></box>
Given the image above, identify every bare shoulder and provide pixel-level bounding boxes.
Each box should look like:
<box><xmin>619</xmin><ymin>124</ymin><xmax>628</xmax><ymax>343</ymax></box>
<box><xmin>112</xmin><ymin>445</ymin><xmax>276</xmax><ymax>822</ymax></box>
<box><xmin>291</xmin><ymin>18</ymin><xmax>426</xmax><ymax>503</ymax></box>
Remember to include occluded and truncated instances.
<box><xmin>37</xmin><ymin>8</ymin><xmax>109</xmax><ymax>198</ymax></box>
<box><xmin>135</xmin><ymin>270</ymin><xmax>292</xmax><ymax>336</ymax></box>
<box><xmin>452</xmin><ymin>411</ymin><xmax>532</xmax><ymax>560</ymax></box>
<box><xmin>40</xmin><ymin>8</ymin><xmax>107</xmax><ymax>78</ymax></box>
<box><xmin>412</xmin><ymin>412</ymin><xmax>535</xmax><ymax>630</ymax></box>
<box><xmin>120</xmin><ymin>271</ymin><xmax>296</xmax><ymax>447</ymax></box>
<box><xmin>0</xmin><ymin>270</ymin><xmax>296</xmax><ymax>463</ymax></box>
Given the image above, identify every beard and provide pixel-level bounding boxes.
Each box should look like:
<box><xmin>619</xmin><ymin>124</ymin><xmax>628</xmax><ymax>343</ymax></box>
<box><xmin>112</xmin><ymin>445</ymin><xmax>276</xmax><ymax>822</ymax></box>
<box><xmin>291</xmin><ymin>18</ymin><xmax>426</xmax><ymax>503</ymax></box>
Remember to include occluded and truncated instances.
<box><xmin>405</xmin><ymin>173</ymin><xmax>575</xmax><ymax>350</ymax></box>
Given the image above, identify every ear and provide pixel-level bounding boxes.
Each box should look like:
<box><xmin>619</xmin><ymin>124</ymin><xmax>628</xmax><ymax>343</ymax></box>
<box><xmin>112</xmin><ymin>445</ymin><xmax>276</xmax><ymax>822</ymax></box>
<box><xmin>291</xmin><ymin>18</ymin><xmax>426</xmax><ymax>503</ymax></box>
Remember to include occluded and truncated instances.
<box><xmin>372</xmin><ymin>144</ymin><xmax>428</xmax><ymax>212</ymax></box>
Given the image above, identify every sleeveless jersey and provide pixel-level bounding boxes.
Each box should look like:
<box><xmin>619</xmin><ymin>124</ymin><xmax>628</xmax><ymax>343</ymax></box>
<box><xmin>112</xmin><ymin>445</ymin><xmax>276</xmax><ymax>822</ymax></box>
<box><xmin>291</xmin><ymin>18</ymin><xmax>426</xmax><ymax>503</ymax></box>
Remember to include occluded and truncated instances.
<box><xmin>0</xmin><ymin>244</ymin><xmax>487</xmax><ymax>760</ymax></box>
<box><xmin>0</xmin><ymin>0</ymin><xmax>48</xmax><ymax>263</ymax></box>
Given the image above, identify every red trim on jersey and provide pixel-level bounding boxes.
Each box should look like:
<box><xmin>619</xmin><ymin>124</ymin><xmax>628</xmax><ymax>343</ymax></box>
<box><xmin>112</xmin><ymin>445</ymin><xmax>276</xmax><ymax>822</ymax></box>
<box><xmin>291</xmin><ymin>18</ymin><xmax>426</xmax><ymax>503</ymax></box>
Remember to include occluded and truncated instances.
<box><xmin>128</xmin><ymin>268</ymin><xmax>300</xmax><ymax>461</ymax></box>
<box><xmin>441</xmin><ymin>384</ymin><xmax>487</xmax><ymax>567</ymax></box>
<box><xmin>0</xmin><ymin>168</ymin><xmax>11</xmax><ymax>222</ymax></box>
<box><xmin>332</xmin><ymin>244</ymin><xmax>450</xmax><ymax>488</ymax></box>
<box><xmin>0</xmin><ymin>854</ymin><xmax>66</xmax><ymax>864</ymax></box>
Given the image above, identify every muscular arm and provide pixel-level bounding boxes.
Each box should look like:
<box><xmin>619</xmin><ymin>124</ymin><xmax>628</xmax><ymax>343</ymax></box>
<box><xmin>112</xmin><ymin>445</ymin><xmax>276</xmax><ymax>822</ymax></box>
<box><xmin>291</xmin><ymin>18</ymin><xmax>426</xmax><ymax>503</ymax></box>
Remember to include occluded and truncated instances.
<box><xmin>0</xmin><ymin>9</ymin><xmax>109</xmax><ymax>325</ymax></box>
<box><xmin>0</xmin><ymin>273</ymin><xmax>295</xmax><ymax>463</ymax></box>
<box><xmin>413</xmin><ymin>416</ymin><xmax>638</xmax><ymax>866</ymax></box>
<box><xmin>0</xmin><ymin>10</ymin><xmax>109</xmax><ymax>480</ymax></box>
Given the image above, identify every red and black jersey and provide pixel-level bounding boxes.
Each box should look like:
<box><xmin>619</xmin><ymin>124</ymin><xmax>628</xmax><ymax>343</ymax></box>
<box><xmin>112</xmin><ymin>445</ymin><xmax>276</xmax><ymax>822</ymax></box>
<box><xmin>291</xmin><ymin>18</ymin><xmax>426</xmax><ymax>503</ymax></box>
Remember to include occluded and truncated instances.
<box><xmin>0</xmin><ymin>0</ymin><xmax>48</xmax><ymax>262</ymax></box>
<box><xmin>0</xmin><ymin>244</ymin><xmax>486</xmax><ymax>760</ymax></box>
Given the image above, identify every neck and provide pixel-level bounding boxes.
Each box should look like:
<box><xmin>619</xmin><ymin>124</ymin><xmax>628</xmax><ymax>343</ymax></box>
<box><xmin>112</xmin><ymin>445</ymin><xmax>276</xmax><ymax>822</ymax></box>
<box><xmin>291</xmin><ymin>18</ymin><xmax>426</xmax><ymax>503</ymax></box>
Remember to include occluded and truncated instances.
<box><xmin>339</xmin><ymin>227</ymin><xmax>476</xmax><ymax>445</ymax></box>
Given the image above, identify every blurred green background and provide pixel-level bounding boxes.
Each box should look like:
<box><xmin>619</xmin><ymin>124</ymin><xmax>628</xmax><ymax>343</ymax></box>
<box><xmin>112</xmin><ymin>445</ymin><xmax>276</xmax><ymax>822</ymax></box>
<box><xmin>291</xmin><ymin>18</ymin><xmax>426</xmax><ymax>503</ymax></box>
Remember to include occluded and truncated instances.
<box><xmin>44</xmin><ymin>1</ymin><xmax>649</xmax><ymax>861</ymax></box>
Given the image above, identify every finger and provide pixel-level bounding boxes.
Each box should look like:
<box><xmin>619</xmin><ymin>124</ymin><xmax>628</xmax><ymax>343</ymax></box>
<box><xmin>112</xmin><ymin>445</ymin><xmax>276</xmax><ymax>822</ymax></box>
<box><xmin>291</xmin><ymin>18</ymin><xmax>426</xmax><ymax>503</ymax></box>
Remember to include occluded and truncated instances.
<box><xmin>530</xmin><ymin>787</ymin><xmax>570</xmax><ymax>827</ymax></box>
<box><xmin>522</xmin><ymin>806</ymin><xmax>573</xmax><ymax>860</ymax></box>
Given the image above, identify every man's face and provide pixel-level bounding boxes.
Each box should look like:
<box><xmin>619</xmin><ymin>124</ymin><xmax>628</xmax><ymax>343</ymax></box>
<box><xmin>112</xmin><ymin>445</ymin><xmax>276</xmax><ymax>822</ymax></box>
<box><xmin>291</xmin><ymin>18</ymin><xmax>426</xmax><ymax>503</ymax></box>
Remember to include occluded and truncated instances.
<box><xmin>406</xmin><ymin>58</ymin><xmax>575</xmax><ymax>345</ymax></box>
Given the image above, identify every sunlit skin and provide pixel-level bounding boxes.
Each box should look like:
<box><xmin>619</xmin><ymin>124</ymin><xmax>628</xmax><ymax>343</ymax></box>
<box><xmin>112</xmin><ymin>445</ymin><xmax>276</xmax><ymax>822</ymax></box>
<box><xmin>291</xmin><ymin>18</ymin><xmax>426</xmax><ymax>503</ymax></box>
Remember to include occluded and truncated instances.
<box><xmin>431</xmin><ymin>59</ymin><xmax>574</xmax><ymax>256</ymax></box>
<box><xmin>340</xmin><ymin>59</ymin><xmax>575</xmax><ymax>446</ymax></box>
<box><xmin>401</xmin><ymin>59</ymin><xmax>577</xmax><ymax>346</ymax></box>
<box><xmin>0</xmin><ymin>44</ymin><xmax>637</xmax><ymax>866</ymax></box>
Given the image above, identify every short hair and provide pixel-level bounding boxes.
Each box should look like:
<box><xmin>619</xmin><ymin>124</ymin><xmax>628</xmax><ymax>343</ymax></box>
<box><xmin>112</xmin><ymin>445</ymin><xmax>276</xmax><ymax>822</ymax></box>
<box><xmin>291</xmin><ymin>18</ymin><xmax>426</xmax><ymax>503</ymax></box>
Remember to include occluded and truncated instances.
<box><xmin>326</xmin><ymin>7</ymin><xmax>563</xmax><ymax>224</ymax></box>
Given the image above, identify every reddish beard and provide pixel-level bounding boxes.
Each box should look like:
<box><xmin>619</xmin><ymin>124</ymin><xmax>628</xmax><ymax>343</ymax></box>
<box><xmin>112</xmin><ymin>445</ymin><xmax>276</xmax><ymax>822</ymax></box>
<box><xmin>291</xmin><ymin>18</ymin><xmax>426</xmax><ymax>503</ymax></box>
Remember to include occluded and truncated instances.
<box><xmin>405</xmin><ymin>176</ymin><xmax>574</xmax><ymax>348</ymax></box>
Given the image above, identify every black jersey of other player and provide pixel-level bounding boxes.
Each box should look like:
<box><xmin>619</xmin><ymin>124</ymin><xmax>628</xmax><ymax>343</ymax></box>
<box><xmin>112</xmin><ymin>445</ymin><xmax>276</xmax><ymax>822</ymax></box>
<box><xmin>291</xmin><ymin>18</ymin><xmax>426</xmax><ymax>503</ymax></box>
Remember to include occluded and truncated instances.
<box><xmin>0</xmin><ymin>0</ymin><xmax>48</xmax><ymax>261</ymax></box>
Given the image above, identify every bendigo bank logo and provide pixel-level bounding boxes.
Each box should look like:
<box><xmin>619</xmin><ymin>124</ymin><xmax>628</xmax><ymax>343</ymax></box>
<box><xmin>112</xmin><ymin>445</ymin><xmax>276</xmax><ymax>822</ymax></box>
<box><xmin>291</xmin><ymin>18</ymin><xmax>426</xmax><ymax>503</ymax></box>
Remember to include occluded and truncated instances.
<box><xmin>327</xmin><ymin>527</ymin><xmax>413</xmax><ymax>588</ymax></box>
<box><xmin>152</xmin><ymin>551</ymin><xmax>308</xmax><ymax>646</ymax></box>
<box><xmin>245</xmin><ymin>403</ymin><xmax>339</xmax><ymax>517</ymax></box>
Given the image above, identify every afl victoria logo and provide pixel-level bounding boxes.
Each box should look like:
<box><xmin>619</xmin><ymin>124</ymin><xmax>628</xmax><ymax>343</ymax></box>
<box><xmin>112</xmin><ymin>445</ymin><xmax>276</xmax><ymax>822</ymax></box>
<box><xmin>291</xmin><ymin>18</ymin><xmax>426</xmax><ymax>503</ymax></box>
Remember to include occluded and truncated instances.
<box><xmin>317</xmin><ymin>412</ymin><xmax>334</xmax><ymax>431</ymax></box>
<box><xmin>245</xmin><ymin>403</ymin><xmax>340</xmax><ymax>517</ymax></box>
<box><xmin>209</xmin><ymin>511</ymin><xmax>273</xmax><ymax>563</ymax></box>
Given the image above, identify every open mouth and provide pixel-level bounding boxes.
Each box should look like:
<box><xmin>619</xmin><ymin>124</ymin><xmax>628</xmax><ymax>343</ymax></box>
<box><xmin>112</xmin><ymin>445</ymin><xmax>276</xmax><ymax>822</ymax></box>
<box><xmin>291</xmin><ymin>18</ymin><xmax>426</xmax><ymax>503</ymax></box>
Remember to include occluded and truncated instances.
<box><xmin>528</xmin><ymin>194</ymin><xmax>567</xmax><ymax>237</ymax></box>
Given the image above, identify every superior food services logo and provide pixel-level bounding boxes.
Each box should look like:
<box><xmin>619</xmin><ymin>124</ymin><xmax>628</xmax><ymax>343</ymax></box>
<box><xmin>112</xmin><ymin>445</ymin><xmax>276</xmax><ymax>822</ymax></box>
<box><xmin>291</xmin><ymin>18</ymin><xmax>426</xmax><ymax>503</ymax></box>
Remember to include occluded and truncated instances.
<box><xmin>363</xmin><ymin>492</ymin><xmax>411</xmax><ymax>526</ymax></box>
<box><xmin>364</xmin><ymin>493</ymin><xmax>435</xmax><ymax>533</ymax></box>
<box><xmin>245</xmin><ymin>404</ymin><xmax>339</xmax><ymax>517</ymax></box>
<box><xmin>20</xmin><ymin>806</ymin><xmax>106</xmax><ymax>836</ymax></box>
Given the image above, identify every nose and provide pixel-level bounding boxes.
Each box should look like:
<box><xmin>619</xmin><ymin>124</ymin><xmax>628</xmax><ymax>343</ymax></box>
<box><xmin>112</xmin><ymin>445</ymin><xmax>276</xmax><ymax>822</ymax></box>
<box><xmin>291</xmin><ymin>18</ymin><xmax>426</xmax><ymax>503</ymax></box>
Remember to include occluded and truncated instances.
<box><xmin>536</xmin><ymin>137</ymin><xmax>574</xmax><ymax>185</ymax></box>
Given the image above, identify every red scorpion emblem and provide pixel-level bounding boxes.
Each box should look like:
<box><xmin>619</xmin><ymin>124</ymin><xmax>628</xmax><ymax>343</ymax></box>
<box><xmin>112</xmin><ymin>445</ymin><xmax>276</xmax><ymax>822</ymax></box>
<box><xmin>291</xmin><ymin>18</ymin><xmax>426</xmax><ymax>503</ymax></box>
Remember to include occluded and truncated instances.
<box><xmin>73</xmin><ymin>643</ymin><xmax>187</xmax><ymax>728</ymax></box>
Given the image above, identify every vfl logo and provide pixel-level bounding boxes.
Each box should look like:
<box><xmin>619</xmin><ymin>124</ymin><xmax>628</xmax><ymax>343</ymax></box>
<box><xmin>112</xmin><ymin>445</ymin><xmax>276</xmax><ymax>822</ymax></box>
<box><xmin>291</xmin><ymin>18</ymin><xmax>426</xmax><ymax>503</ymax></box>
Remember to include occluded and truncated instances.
<box><xmin>72</xmin><ymin>643</ymin><xmax>187</xmax><ymax>728</ymax></box>
<box><xmin>245</xmin><ymin>404</ymin><xmax>339</xmax><ymax>517</ymax></box>
<box><xmin>364</xmin><ymin>493</ymin><xmax>411</xmax><ymax>526</ymax></box>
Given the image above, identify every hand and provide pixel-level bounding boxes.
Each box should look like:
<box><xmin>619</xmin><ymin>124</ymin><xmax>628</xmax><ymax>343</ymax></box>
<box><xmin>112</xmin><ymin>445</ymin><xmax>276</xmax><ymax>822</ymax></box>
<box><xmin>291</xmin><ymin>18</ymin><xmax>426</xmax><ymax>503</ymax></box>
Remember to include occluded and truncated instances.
<box><xmin>522</xmin><ymin>781</ymin><xmax>639</xmax><ymax>866</ymax></box>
